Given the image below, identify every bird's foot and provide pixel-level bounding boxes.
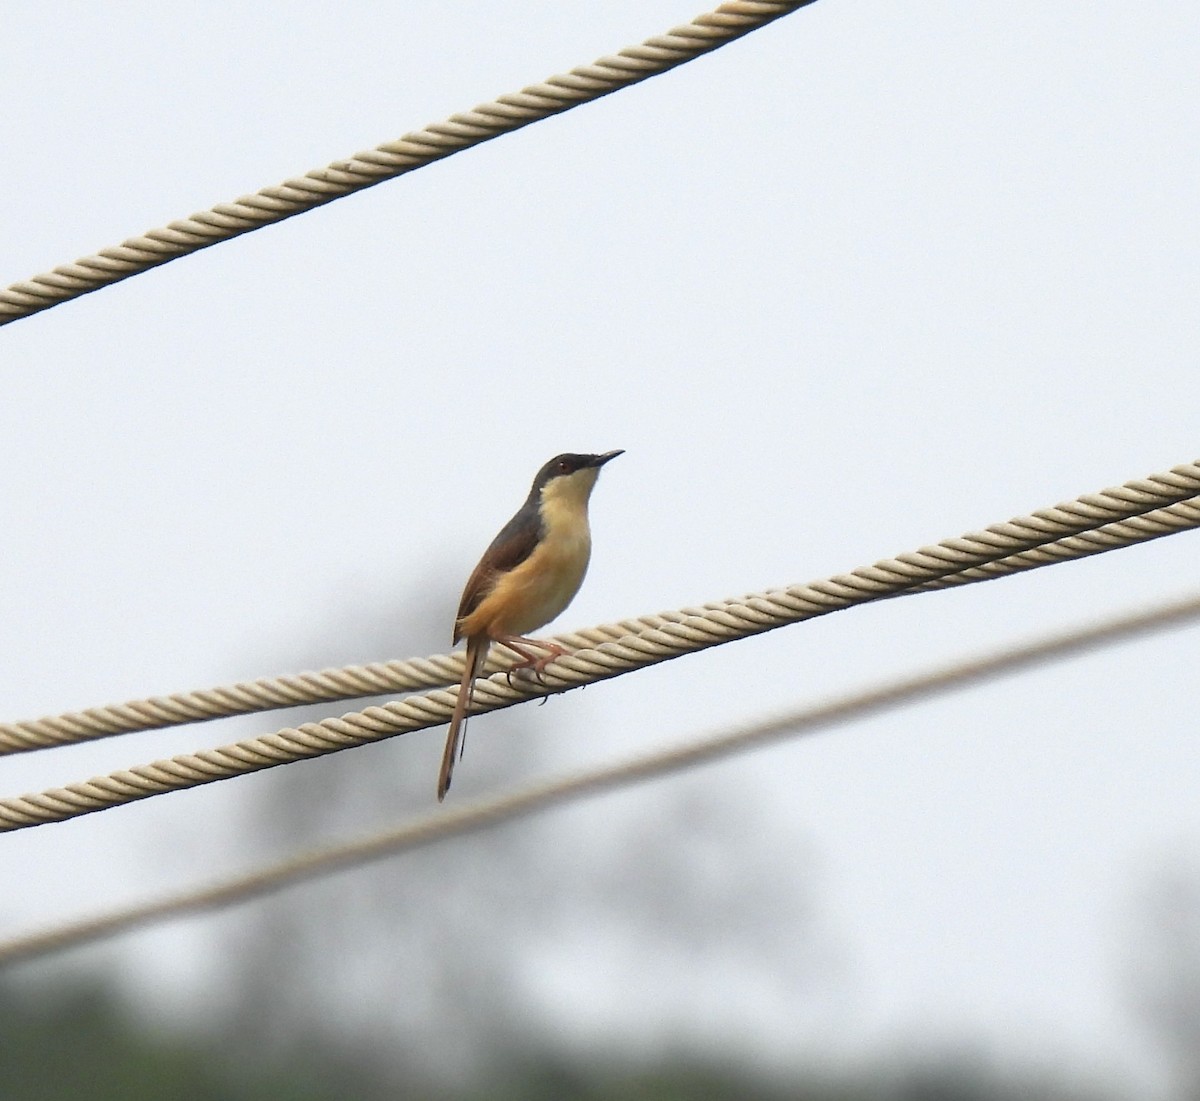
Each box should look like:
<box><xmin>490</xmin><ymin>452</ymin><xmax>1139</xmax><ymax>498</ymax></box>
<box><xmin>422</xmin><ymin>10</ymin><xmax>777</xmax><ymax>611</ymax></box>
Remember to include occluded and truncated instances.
<box><xmin>501</xmin><ymin>637</ymin><xmax>568</xmax><ymax>688</ymax></box>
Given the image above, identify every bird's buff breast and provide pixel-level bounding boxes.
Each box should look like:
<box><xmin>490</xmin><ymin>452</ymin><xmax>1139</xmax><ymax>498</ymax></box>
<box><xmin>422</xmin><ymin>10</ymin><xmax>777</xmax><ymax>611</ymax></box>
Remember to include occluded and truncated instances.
<box><xmin>484</xmin><ymin>522</ymin><xmax>592</xmax><ymax>636</ymax></box>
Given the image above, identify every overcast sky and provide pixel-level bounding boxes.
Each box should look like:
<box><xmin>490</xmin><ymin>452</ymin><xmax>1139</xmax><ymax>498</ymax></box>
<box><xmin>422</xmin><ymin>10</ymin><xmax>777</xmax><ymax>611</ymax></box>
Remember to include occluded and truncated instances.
<box><xmin>2</xmin><ymin>0</ymin><xmax>1199</xmax><ymax>1093</ymax></box>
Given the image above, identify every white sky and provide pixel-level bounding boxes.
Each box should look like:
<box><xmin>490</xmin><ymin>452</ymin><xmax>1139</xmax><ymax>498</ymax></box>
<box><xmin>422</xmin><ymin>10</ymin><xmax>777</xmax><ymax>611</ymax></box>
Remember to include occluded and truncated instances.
<box><xmin>2</xmin><ymin>0</ymin><xmax>1199</xmax><ymax>1093</ymax></box>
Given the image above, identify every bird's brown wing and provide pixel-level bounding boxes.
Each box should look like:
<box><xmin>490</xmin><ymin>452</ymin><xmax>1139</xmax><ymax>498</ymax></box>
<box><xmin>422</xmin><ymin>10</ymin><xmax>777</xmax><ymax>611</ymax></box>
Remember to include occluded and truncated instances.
<box><xmin>454</xmin><ymin>501</ymin><xmax>543</xmax><ymax>642</ymax></box>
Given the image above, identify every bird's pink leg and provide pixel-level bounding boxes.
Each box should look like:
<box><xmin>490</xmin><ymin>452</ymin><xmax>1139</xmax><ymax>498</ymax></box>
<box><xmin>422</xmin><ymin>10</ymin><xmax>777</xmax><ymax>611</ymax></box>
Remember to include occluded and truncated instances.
<box><xmin>498</xmin><ymin>635</ymin><xmax>569</xmax><ymax>686</ymax></box>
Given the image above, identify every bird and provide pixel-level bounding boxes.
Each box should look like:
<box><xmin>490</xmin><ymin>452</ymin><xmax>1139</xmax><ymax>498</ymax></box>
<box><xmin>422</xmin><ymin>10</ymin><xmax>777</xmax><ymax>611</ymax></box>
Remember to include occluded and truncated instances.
<box><xmin>437</xmin><ymin>449</ymin><xmax>623</xmax><ymax>800</ymax></box>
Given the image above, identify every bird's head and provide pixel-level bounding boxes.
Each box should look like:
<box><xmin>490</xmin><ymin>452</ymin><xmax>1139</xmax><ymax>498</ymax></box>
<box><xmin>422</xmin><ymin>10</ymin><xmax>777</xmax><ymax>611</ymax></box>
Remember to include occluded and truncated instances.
<box><xmin>531</xmin><ymin>450</ymin><xmax>623</xmax><ymax>509</ymax></box>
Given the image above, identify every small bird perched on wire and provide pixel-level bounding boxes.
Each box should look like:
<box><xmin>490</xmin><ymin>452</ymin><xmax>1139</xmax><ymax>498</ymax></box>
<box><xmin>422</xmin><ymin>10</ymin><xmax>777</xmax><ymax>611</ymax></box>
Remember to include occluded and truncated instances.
<box><xmin>438</xmin><ymin>450</ymin><xmax>623</xmax><ymax>800</ymax></box>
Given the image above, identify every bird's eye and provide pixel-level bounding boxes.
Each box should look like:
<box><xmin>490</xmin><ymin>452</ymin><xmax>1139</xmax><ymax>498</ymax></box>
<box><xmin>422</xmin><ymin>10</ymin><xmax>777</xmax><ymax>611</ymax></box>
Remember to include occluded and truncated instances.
<box><xmin>557</xmin><ymin>460</ymin><xmax>570</xmax><ymax>473</ymax></box>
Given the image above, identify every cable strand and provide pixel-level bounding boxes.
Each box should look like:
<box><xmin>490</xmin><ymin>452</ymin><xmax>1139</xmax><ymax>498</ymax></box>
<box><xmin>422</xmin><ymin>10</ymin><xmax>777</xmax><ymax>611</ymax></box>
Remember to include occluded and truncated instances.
<box><xmin>1</xmin><ymin>458</ymin><xmax>1198</xmax><ymax>830</ymax></box>
<box><xmin>0</xmin><ymin>1</ymin><xmax>817</xmax><ymax>326</ymax></box>
<box><xmin>3</xmin><ymin>460</ymin><xmax>1198</xmax><ymax>758</ymax></box>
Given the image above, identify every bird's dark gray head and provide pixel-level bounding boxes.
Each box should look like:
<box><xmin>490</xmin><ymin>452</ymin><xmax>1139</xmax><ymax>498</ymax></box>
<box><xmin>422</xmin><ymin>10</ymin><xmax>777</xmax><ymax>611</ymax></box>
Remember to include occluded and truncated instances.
<box><xmin>530</xmin><ymin>450</ymin><xmax>623</xmax><ymax>495</ymax></box>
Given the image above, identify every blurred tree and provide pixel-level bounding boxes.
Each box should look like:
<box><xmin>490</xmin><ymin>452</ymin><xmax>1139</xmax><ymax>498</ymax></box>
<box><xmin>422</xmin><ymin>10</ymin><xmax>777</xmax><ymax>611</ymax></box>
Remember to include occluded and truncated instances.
<box><xmin>205</xmin><ymin>577</ymin><xmax>838</xmax><ymax>1087</ymax></box>
<box><xmin>0</xmin><ymin>976</ymin><xmax>398</xmax><ymax>1101</ymax></box>
<box><xmin>0</xmin><ymin>970</ymin><xmax>1120</xmax><ymax>1101</ymax></box>
<box><xmin>215</xmin><ymin>744</ymin><xmax>836</xmax><ymax>1087</ymax></box>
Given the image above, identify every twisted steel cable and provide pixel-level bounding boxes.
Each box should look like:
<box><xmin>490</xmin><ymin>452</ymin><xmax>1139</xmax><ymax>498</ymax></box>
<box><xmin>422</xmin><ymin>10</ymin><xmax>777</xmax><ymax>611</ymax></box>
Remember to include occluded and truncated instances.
<box><xmin>0</xmin><ymin>1</ymin><xmax>817</xmax><ymax>326</ymax></box>
<box><xmin>2</xmin><ymin>460</ymin><xmax>1198</xmax><ymax>757</ymax></box>
<box><xmin>1</xmin><ymin>459</ymin><xmax>1197</xmax><ymax>831</ymax></box>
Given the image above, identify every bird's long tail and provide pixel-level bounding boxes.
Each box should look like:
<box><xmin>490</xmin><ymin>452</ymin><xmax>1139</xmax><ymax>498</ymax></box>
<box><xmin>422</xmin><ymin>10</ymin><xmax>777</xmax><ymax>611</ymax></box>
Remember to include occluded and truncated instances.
<box><xmin>437</xmin><ymin>636</ymin><xmax>489</xmax><ymax>801</ymax></box>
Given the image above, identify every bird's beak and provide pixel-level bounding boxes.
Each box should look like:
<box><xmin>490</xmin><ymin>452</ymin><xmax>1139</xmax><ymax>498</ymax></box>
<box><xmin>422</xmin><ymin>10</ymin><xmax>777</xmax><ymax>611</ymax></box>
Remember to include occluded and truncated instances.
<box><xmin>594</xmin><ymin>450</ymin><xmax>624</xmax><ymax>466</ymax></box>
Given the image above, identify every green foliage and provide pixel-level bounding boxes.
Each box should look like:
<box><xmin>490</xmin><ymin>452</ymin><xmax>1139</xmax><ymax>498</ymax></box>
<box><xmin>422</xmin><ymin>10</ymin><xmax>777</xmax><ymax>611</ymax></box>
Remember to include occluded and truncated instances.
<box><xmin>0</xmin><ymin>976</ymin><xmax>1116</xmax><ymax>1101</ymax></box>
<box><xmin>0</xmin><ymin>979</ymin><xmax>395</xmax><ymax>1101</ymax></box>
